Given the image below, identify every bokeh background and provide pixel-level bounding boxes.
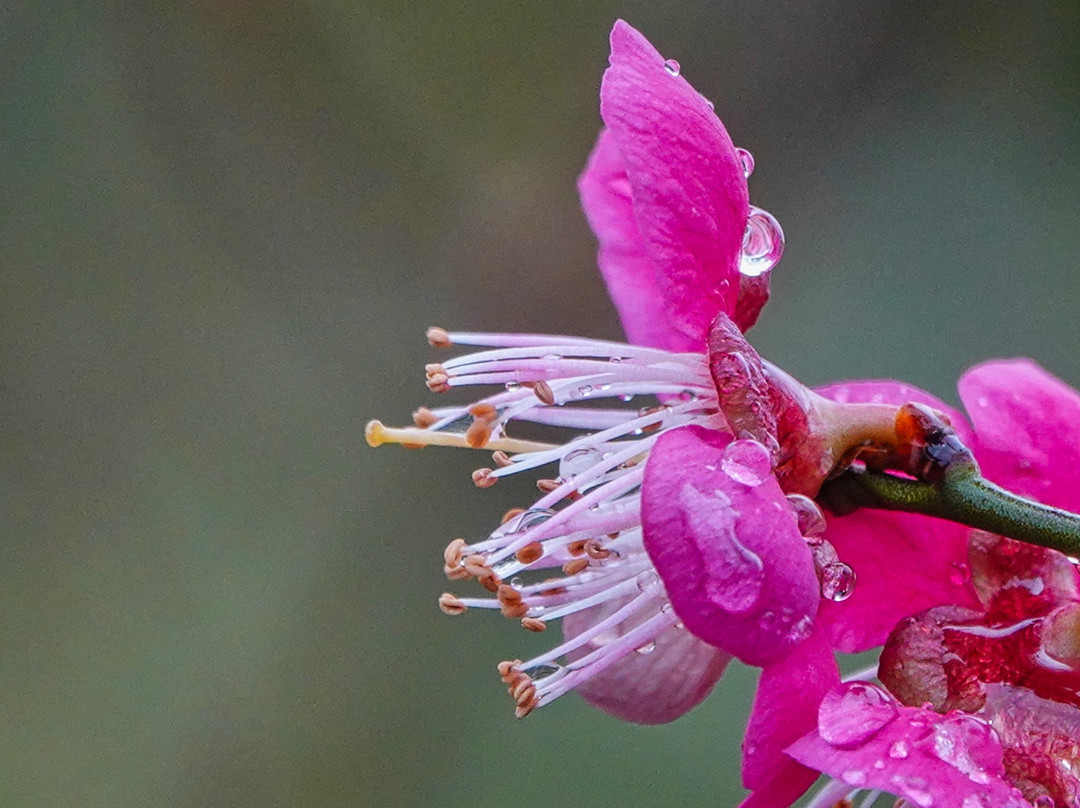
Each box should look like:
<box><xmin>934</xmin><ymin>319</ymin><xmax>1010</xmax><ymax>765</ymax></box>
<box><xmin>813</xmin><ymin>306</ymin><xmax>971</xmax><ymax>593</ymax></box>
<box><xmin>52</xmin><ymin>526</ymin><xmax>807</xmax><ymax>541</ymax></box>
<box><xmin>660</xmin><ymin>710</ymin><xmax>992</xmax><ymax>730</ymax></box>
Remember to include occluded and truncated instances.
<box><xmin>2</xmin><ymin>2</ymin><xmax>1079</xmax><ymax>806</ymax></box>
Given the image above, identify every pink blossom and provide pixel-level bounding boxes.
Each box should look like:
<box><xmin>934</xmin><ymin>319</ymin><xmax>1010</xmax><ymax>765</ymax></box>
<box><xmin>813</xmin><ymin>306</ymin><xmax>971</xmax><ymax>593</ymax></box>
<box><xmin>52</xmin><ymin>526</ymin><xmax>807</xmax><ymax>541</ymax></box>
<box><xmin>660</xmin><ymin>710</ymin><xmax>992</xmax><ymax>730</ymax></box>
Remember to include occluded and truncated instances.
<box><xmin>745</xmin><ymin>360</ymin><xmax>1080</xmax><ymax>807</ymax></box>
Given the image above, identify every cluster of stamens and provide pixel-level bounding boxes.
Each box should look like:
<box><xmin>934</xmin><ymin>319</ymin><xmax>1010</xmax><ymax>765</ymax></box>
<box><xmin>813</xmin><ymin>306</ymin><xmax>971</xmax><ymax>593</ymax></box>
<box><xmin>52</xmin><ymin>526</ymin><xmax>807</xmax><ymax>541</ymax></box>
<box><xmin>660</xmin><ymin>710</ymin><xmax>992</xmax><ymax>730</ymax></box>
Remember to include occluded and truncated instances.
<box><xmin>367</xmin><ymin>327</ymin><xmax>725</xmax><ymax>715</ymax></box>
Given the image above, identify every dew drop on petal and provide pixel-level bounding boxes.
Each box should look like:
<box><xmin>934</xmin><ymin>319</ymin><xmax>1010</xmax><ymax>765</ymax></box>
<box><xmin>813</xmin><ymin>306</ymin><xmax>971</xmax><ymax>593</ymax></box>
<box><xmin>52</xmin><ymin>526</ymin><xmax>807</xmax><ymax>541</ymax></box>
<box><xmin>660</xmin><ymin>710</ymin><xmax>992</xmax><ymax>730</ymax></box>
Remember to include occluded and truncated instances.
<box><xmin>735</xmin><ymin>147</ymin><xmax>755</xmax><ymax>178</ymax></box>
<box><xmin>505</xmin><ymin>381</ymin><xmax>522</xmax><ymax>391</ymax></box>
<box><xmin>841</xmin><ymin>769</ymin><xmax>867</xmax><ymax>787</ymax></box>
<box><xmin>819</xmin><ymin>682</ymin><xmax>898</xmax><ymax>748</ymax></box>
<box><xmin>636</xmin><ymin>569</ymin><xmax>659</xmax><ymax>592</ymax></box>
<box><xmin>663</xmin><ymin>59</ymin><xmax>680</xmax><ymax>76</ymax></box>
<box><xmin>559</xmin><ymin>447</ymin><xmax>602</xmax><ymax>479</ymax></box>
<box><xmin>949</xmin><ymin>561</ymin><xmax>972</xmax><ymax>586</ymax></box>
<box><xmin>635</xmin><ymin>640</ymin><xmax>657</xmax><ymax>655</ymax></box>
<box><xmin>820</xmin><ymin>562</ymin><xmax>856</xmax><ymax>602</ymax></box>
<box><xmin>720</xmin><ymin>440</ymin><xmax>772</xmax><ymax>487</ymax></box>
<box><xmin>786</xmin><ymin>493</ymin><xmax>827</xmax><ymax>538</ymax></box>
<box><xmin>889</xmin><ymin>739</ymin><xmax>910</xmax><ymax>759</ymax></box>
<box><xmin>739</xmin><ymin>206</ymin><xmax>785</xmax><ymax>278</ymax></box>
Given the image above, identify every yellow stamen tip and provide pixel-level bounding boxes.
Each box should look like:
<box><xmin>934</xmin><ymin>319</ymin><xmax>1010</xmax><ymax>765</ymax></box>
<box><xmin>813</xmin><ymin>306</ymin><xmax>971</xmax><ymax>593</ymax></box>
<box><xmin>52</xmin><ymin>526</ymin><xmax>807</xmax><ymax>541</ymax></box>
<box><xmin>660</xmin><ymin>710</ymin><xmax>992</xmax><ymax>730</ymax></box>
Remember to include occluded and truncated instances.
<box><xmin>365</xmin><ymin>420</ymin><xmax>387</xmax><ymax>447</ymax></box>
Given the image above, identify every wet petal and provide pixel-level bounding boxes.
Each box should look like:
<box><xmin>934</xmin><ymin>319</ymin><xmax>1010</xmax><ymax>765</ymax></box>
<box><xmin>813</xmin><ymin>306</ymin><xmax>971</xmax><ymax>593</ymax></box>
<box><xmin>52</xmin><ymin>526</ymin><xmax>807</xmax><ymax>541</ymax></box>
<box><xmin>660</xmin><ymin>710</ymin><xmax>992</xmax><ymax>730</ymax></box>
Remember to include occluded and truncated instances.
<box><xmin>578</xmin><ymin>129</ymin><xmax>675</xmax><ymax>350</ymax></box>
<box><xmin>642</xmin><ymin>425</ymin><xmax>818</xmax><ymax>665</ymax></box>
<box><xmin>741</xmin><ymin>628</ymin><xmax>838</xmax><ymax>805</ymax></box>
<box><xmin>564</xmin><ymin>596</ymin><xmax>731</xmax><ymax>725</ymax></box>
<box><xmin>816</xmin><ymin>380</ymin><xmax>980</xmax><ymax>652</ymax></box>
<box><xmin>960</xmin><ymin>359</ymin><xmax>1080</xmax><ymax>512</ymax></box>
<box><xmin>596</xmin><ymin>20</ymin><xmax>749</xmax><ymax>352</ymax></box>
<box><xmin>788</xmin><ymin>682</ymin><xmax>1030</xmax><ymax>808</ymax></box>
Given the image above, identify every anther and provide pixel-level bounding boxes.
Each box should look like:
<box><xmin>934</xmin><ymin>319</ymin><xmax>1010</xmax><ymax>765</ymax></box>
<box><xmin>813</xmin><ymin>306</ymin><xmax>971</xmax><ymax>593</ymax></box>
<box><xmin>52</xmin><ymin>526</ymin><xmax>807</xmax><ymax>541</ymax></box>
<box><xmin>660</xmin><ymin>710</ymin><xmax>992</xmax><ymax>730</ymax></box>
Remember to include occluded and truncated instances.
<box><xmin>562</xmin><ymin>558</ymin><xmax>590</xmax><ymax>576</ymax></box>
<box><xmin>533</xmin><ymin>381</ymin><xmax>555</xmax><ymax>406</ymax></box>
<box><xmin>497</xmin><ymin>584</ymin><xmax>523</xmax><ymax>604</ymax></box>
<box><xmin>465</xmin><ymin>421</ymin><xmax>492</xmax><ymax>449</ymax></box>
<box><xmin>444</xmin><ymin>564</ymin><xmax>470</xmax><ymax>581</ymax></box>
<box><xmin>469</xmin><ymin>403</ymin><xmax>497</xmax><ymax>419</ymax></box>
<box><xmin>478</xmin><ymin>573</ymin><xmax>501</xmax><ymax>593</ymax></box>
<box><xmin>584</xmin><ymin>539</ymin><xmax>611</xmax><ymax>560</ymax></box>
<box><xmin>500</xmin><ymin>507</ymin><xmax>526</xmax><ymax>524</ymax></box>
<box><xmin>425</xmin><ymin>326</ymin><xmax>452</xmax><ymax>348</ymax></box>
<box><xmin>438</xmin><ymin>593</ymin><xmax>467</xmax><ymax>615</ymax></box>
<box><xmin>515</xmin><ymin>541</ymin><xmax>544</xmax><ymax>564</ymax></box>
<box><xmin>536</xmin><ymin>478</ymin><xmax>560</xmax><ymax>493</ymax></box>
<box><xmin>497</xmin><ymin>660</ymin><xmax>521</xmax><ymax>681</ymax></box>
<box><xmin>492</xmin><ymin>450</ymin><xmax>512</xmax><ymax>467</ymax></box>
<box><xmin>521</xmin><ymin>617</ymin><xmax>547</xmax><ymax>632</ymax></box>
<box><xmin>464</xmin><ymin>554</ymin><xmax>492</xmax><ymax>578</ymax></box>
<box><xmin>501</xmin><ymin>601</ymin><xmax>529</xmax><ymax>619</ymax></box>
<box><xmin>425</xmin><ymin>364</ymin><xmax>450</xmax><ymax>393</ymax></box>
<box><xmin>515</xmin><ymin>692</ymin><xmax>539</xmax><ymax>719</ymax></box>
<box><xmin>472</xmin><ymin>468</ymin><xmax>497</xmax><ymax>488</ymax></box>
<box><xmin>567</xmin><ymin>540</ymin><xmax>587</xmax><ymax>556</ymax></box>
<box><xmin>443</xmin><ymin>538</ymin><xmax>467</xmax><ymax>567</ymax></box>
<box><xmin>412</xmin><ymin>407</ymin><xmax>438</xmax><ymax>428</ymax></box>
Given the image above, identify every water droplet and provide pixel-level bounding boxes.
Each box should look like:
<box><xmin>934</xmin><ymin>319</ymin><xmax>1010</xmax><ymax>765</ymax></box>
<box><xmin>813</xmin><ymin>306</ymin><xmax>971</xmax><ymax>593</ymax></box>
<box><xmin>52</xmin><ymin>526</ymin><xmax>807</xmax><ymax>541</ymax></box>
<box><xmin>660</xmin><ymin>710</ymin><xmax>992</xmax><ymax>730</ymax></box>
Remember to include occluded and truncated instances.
<box><xmin>510</xmin><ymin>576</ymin><xmax>523</xmax><ymax>588</ymax></box>
<box><xmin>635</xmin><ymin>640</ymin><xmax>657</xmax><ymax>655</ymax></box>
<box><xmin>663</xmin><ymin>59</ymin><xmax>680</xmax><ymax>76</ymax></box>
<box><xmin>559</xmin><ymin>447</ymin><xmax>602</xmax><ymax>479</ymax></box>
<box><xmin>841</xmin><ymin>769</ymin><xmax>866</xmax><ymax>787</ymax></box>
<box><xmin>914</xmin><ymin>714</ymin><xmax>998</xmax><ymax>784</ymax></box>
<box><xmin>507</xmin><ymin>508</ymin><xmax>556</xmax><ymax>534</ymax></box>
<box><xmin>949</xmin><ymin>561</ymin><xmax>971</xmax><ymax>586</ymax></box>
<box><xmin>505</xmin><ymin>381</ymin><xmax>522</xmax><ymax>391</ymax></box>
<box><xmin>786</xmin><ymin>493</ymin><xmax>827</xmax><ymax>538</ymax></box>
<box><xmin>735</xmin><ymin>147</ymin><xmax>755</xmax><ymax>178</ymax></box>
<box><xmin>529</xmin><ymin>663</ymin><xmax>562</xmax><ymax>680</ymax></box>
<box><xmin>618</xmin><ymin>394</ymin><xmax>634</xmax><ymax>402</ymax></box>
<box><xmin>889</xmin><ymin>739</ymin><xmax>910</xmax><ymax>759</ymax></box>
<box><xmin>963</xmin><ymin>796</ymin><xmax>985</xmax><ymax>808</ymax></box>
<box><xmin>636</xmin><ymin>569</ymin><xmax>659</xmax><ymax>592</ymax></box>
<box><xmin>739</xmin><ymin>206</ymin><xmax>785</xmax><ymax>278</ymax></box>
<box><xmin>873</xmin><ymin>759</ymin><xmax>885</xmax><ymax>770</ymax></box>
<box><xmin>575</xmin><ymin>384</ymin><xmax>594</xmax><ymax>398</ymax></box>
<box><xmin>820</xmin><ymin>562</ymin><xmax>856</xmax><ymax>602</ymax></box>
<box><xmin>720</xmin><ymin>440</ymin><xmax>772</xmax><ymax>487</ymax></box>
<box><xmin>819</xmin><ymin>682</ymin><xmax>898</xmax><ymax>748</ymax></box>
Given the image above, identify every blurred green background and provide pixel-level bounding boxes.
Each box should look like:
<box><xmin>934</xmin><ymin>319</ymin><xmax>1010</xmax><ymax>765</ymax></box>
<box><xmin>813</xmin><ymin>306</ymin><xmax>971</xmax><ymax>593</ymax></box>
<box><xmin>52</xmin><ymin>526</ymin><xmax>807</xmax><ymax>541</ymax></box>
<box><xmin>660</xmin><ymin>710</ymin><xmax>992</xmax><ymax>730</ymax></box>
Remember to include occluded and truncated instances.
<box><xmin>2</xmin><ymin>2</ymin><xmax>1079</xmax><ymax>806</ymax></box>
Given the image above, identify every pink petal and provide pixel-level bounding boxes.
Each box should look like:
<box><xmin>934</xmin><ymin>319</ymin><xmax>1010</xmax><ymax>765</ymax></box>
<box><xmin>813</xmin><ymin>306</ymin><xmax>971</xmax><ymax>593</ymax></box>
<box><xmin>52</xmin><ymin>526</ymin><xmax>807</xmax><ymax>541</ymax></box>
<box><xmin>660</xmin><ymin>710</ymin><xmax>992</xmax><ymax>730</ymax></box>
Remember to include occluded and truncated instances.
<box><xmin>816</xmin><ymin>380</ymin><xmax>981</xmax><ymax>652</ymax></box>
<box><xmin>564</xmin><ymin>596</ymin><xmax>731</xmax><ymax>724</ymax></box>
<box><xmin>642</xmin><ymin>425</ymin><xmax>818</xmax><ymax>665</ymax></box>
<box><xmin>788</xmin><ymin>682</ymin><xmax>1030</xmax><ymax>808</ymax></box>
<box><xmin>741</xmin><ymin>628</ymin><xmax>839</xmax><ymax>806</ymax></box>
<box><xmin>578</xmin><ymin>130</ymin><xmax>676</xmax><ymax>350</ymax></box>
<box><xmin>593</xmin><ymin>20</ymin><xmax>749</xmax><ymax>352</ymax></box>
<box><xmin>959</xmin><ymin>359</ymin><xmax>1080</xmax><ymax>512</ymax></box>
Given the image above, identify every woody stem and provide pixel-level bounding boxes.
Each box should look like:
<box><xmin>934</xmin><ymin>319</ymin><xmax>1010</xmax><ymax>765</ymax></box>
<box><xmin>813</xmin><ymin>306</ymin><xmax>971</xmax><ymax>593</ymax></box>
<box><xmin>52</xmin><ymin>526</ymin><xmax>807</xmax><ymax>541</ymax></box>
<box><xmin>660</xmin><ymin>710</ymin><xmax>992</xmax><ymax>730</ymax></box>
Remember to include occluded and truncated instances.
<box><xmin>819</xmin><ymin>465</ymin><xmax>1080</xmax><ymax>558</ymax></box>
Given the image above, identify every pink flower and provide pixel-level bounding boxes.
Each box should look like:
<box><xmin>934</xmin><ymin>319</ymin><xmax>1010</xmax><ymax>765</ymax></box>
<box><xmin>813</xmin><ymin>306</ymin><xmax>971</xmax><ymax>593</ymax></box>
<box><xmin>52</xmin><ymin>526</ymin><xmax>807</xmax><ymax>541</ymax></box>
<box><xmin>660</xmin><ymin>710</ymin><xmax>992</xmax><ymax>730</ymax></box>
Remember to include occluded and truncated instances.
<box><xmin>746</xmin><ymin>360</ymin><xmax>1080</xmax><ymax>807</ymax></box>
<box><xmin>367</xmin><ymin>19</ymin><xmax>858</xmax><ymax>726</ymax></box>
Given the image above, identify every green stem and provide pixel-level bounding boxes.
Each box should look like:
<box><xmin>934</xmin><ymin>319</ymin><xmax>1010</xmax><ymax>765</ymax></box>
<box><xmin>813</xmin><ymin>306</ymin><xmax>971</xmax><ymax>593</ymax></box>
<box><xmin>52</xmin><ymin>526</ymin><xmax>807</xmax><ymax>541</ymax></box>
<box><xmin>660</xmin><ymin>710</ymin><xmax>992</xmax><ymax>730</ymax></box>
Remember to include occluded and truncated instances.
<box><xmin>819</xmin><ymin>466</ymin><xmax>1080</xmax><ymax>558</ymax></box>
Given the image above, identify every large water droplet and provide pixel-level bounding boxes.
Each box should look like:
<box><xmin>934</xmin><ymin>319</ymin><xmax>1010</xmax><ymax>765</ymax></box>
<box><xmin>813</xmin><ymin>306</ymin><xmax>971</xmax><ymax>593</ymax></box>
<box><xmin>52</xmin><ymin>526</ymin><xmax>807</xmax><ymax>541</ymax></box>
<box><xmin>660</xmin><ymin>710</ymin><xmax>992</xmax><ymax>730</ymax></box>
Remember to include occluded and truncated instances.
<box><xmin>739</xmin><ymin>206</ymin><xmax>785</xmax><ymax>278</ymax></box>
<box><xmin>819</xmin><ymin>682</ymin><xmax>898</xmax><ymax>748</ymax></box>
<box><xmin>663</xmin><ymin>59</ymin><xmax>680</xmax><ymax>76</ymax></box>
<box><xmin>505</xmin><ymin>381</ymin><xmax>522</xmax><ymax>392</ymax></box>
<box><xmin>559</xmin><ymin>447</ymin><xmax>602</xmax><ymax>479</ymax></box>
<box><xmin>735</xmin><ymin>147</ymin><xmax>755</xmax><ymax>178</ymax></box>
<box><xmin>720</xmin><ymin>440</ymin><xmax>772</xmax><ymax>487</ymax></box>
<box><xmin>820</xmin><ymin>562</ymin><xmax>856</xmax><ymax>602</ymax></box>
<box><xmin>914</xmin><ymin>714</ymin><xmax>997</xmax><ymax>784</ymax></box>
<box><xmin>786</xmin><ymin>493</ymin><xmax>827</xmax><ymax>538</ymax></box>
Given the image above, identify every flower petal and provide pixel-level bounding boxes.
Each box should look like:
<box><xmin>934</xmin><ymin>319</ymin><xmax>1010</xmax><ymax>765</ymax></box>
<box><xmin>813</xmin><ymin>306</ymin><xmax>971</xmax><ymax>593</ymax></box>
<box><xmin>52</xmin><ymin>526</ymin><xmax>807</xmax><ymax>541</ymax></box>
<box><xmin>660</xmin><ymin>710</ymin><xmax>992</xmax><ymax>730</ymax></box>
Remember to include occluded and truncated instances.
<box><xmin>564</xmin><ymin>596</ymin><xmax>731</xmax><ymax>725</ymax></box>
<box><xmin>959</xmin><ymin>358</ymin><xmax>1080</xmax><ymax>512</ymax></box>
<box><xmin>578</xmin><ymin>129</ymin><xmax>677</xmax><ymax>350</ymax></box>
<box><xmin>596</xmin><ymin>20</ymin><xmax>749</xmax><ymax>352</ymax></box>
<box><xmin>741</xmin><ymin>628</ymin><xmax>838</xmax><ymax>806</ymax></box>
<box><xmin>642</xmin><ymin>425</ymin><xmax>818</xmax><ymax>665</ymax></box>
<box><xmin>816</xmin><ymin>380</ymin><xmax>981</xmax><ymax>652</ymax></box>
<box><xmin>788</xmin><ymin>682</ymin><xmax>1030</xmax><ymax>808</ymax></box>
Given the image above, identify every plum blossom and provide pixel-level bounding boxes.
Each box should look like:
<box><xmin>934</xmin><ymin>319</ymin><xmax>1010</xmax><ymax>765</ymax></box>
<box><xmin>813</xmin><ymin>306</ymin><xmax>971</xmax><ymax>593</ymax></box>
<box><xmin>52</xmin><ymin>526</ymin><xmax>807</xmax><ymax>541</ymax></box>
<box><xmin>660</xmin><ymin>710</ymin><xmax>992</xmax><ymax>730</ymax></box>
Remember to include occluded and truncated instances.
<box><xmin>368</xmin><ymin>20</ymin><xmax>1074</xmax><ymax>806</ymax></box>
<box><xmin>747</xmin><ymin>360</ymin><xmax>1080</xmax><ymax>807</ymax></box>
